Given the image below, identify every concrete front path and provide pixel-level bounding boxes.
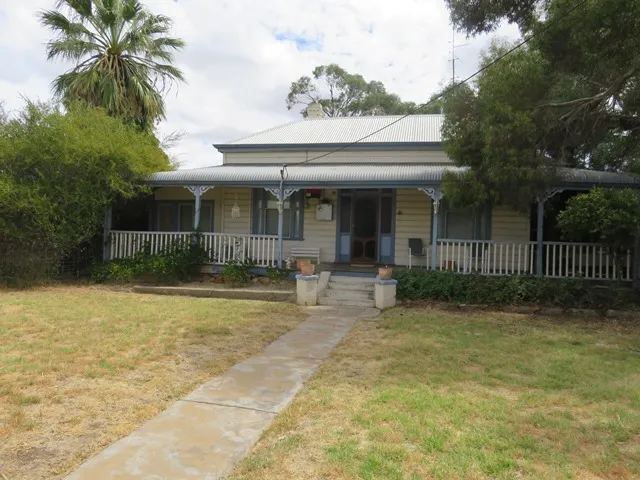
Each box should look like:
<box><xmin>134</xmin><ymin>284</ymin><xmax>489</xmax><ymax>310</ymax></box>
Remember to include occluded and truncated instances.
<box><xmin>65</xmin><ymin>306</ymin><xmax>379</xmax><ymax>480</ymax></box>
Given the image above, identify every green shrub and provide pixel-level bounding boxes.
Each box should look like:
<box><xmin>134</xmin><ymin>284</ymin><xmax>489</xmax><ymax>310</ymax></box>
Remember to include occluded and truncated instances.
<box><xmin>266</xmin><ymin>266</ymin><xmax>291</xmax><ymax>281</ymax></box>
<box><xmin>221</xmin><ymin>260</ymin><xmax>252</xmax><ymax>285</ymax></box>
<box><xmin>91</xmin><ymin>238</ymin><xmax>208</xmax><ymax>284</ymax></box>
<box><xmin>393</xmin><ymin>270</ymin><xmax>639</xmax><ymax>311</ymax></box>
<box><xmin>0</xmin><ymin>101</ymin><xmax>171</xmax><ymax>287</ymax></box>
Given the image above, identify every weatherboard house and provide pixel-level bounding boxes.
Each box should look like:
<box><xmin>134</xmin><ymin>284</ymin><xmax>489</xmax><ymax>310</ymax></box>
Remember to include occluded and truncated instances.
<box><xmin>106</xmin><ymin>109</ymin><xmax>640</xmax><ymax>282</ymax></box>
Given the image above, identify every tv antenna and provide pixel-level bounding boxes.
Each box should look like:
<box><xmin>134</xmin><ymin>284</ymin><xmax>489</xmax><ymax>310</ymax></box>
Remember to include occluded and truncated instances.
<box><xmin>449</xmin><ymin>26</ymin><xmax>470</xmax><ymax>83</ymax></box>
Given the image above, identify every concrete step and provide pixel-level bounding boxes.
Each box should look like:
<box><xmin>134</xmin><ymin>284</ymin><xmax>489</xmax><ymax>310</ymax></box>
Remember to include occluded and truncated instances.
<box><xmin>317</xmin><ymin>297</ymin><xmax>375</xmax><ymax>308</ymax></box>
<box><xmin>328</xmin><ymin>275</ymin><xmax>375</xmax><ymax>285</ymax></box>
<box><xmin>322</xmin><ymin>289</ymin><xmax>373</xmax><ymax>301</ymax></box>
<box><xmin>327</xmin><ymin>282</ymin><xmax>374</xmax><ymax>292</ymax></box>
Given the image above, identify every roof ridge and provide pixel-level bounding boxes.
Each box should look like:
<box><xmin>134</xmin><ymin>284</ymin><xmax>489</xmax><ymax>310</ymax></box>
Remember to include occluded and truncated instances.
<box><xmin>302</xmin><ymin>114</ymin><xmax>443</xmax><ymax>121</ymax></box>
<box><xmin>214</xmin><ymin>114</ymin><xmax>445</xmax><ymax>148</ymax></box>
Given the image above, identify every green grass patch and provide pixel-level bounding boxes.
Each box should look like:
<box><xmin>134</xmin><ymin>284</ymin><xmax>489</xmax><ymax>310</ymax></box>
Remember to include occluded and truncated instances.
<box><xmin>231</xmin><ymin>308</ymin><xmax>640</xmax><ymax>480</ymax></box>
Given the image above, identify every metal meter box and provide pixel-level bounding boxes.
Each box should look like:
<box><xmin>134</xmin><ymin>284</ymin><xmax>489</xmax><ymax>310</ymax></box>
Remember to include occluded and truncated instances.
<box><xmin>316</xmin><ymin>203</ymin><xmax>333</xmax><ymax>221</ymax></box>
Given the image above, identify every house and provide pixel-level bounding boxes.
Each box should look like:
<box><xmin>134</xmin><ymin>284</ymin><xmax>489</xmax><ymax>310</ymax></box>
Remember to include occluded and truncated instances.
<box><xmin>105</xmin><ymin>110</ymin><xmax>640</xmax><ymax>281</ymax></box>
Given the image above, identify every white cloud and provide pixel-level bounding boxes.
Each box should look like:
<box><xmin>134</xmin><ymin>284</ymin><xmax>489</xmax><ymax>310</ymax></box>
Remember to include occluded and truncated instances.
<box><xmin>0</xmin><ymin>0</ymin><xmax>519</xmax><ymax>168</ymax></box>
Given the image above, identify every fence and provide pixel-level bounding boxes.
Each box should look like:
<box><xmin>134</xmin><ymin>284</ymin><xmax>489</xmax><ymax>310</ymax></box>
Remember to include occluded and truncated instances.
<box><xmin>108</xmin><ymin>231</ymin><xmax>278</xmax><ymax>267</ymax></box>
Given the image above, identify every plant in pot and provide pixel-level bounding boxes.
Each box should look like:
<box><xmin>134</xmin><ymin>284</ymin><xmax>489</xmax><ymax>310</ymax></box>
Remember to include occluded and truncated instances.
<box><xmin>299</xmin><ymin>259</ymin><xmax>316</xmax><ymax>276</ymax></box>
<box><xmin>378</xmin><ymin>265</ymin><xmax>393</xmax><ymax>280</ymax></box>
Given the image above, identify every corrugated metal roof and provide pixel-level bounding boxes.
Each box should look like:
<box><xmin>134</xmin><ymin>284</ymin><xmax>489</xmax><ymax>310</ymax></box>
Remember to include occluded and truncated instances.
<box><xmin>216</xmin><ymin>115</ymin><xmax>445</xmax><ymax>148</ymax></box>
<box><xmin>147</xmin><ymin>164</ymin><xmax>640</xmax><ymax>188</ymax></box>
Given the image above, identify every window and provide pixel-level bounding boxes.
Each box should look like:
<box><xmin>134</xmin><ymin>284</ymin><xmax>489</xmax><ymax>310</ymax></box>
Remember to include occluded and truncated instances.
<box><xmin>157</xmin><ymin>204</ymin><xmax>174</xmax><ymax>232</ymax></box>
<box><xmin>444</xmin><ymin>208</ymin><xmax>477</xmax><ymax>240</ymax></box>
<box><xmin>252</xmin><ymin>189</ymin><xmax>304</xmax><ymax>239</ymax></box>
<box><xmin>156</xmin><ymin>202</ymin><xmax>214</xmax><ymax>232</ymax></box>
<box><xmin>432</xmin><ymin>201</ymin><xmax>491</xmax><ymax>241</ymax></box>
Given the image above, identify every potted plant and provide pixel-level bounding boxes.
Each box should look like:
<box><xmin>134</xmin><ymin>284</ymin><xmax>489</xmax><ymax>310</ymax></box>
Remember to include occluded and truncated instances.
<box><xmin>378</xmin><ymin>265</ymin><xmax>393</xmax><ymax>280</ymax></box>
<box><xmin>300</xmin><ymin>261</ymin><xmax>316</xmax><ymax>276</ymax></box>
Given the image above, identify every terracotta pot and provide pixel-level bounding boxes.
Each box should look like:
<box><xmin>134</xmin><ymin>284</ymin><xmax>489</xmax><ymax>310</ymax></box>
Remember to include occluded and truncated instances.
<box><xmin>296</xmin><ymin>259</ymin><xmax>308</xmax><ymax>271</ymax></box>
<box><xmin>300</xmin><ymin>263</ymin><xmax>316</xmax><ymax>276</ymax></box>
<box><xmin>378</xmin><ymin>267</ymin><xmax>393</xmax><ymax>280</ymax></box>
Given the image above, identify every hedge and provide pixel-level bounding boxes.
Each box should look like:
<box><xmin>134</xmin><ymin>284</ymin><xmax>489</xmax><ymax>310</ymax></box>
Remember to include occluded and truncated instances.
<box><xmin>393</xmin><ymin>269</ymin><xmax>640</xmax><ymax>311</ymax></box>
<box><xmin>92</xmin><ymin>239</ymin><xmax>208</xmax><ymax>284</ymax></box>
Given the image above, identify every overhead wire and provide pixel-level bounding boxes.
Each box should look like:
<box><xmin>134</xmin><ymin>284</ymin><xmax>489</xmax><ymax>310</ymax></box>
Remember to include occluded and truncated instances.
<box><xmin>293</xmin><ymin>0</ymin><xmax>590</xmax><ymax>167</ymax></box>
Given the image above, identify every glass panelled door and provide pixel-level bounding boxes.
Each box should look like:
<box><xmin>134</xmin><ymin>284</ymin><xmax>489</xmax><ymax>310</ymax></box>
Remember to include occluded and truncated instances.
<box><xmin>351</xmin><ymin>197</ymin><xmax>378</xmax><ymax>263</ymax></box>
<box><xmin>379</xmin><ymin>195</ymin><xmax>394</xmax><ymax>264</ymax></box>
<box><xmin>337</xmin><ymin>190</ymin><xmax>395</xmax><ymax>264</ymax></box>
<box><xmin>338</xmin><ymin>195</ymin><xmax>351</xmax><ymax>262</ymax></box>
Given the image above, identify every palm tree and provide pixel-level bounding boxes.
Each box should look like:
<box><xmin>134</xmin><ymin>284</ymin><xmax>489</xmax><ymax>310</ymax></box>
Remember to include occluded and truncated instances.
<box><xmin>40</xmin><ymin>0</ymin><xmax>185</xmax><ymax>131</ymax></box>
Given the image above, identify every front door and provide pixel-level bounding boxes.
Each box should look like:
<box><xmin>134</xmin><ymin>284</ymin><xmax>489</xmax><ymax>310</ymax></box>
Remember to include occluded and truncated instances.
<box><xmin>351</xmin><ymin>197</ymin><xmax>378</xmax><ymax>263</ymax></box>
<box><xmin>337</xmin><ymin>190</ymin><xmax>395</xmax><ymax>265</ymax></box>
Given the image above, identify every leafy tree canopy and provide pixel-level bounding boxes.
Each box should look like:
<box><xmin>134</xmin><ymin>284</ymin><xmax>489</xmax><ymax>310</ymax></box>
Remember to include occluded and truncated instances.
<box><xmin>286</xmin><ymin>64</ymin><xmax>442</xmax><ymax>117</ymax></box>
<box><xmin>40</xmin><ymin>0</ymin><xmax>185</xmax><ymax>131</ymax></box>
<box><xmin>558</xmin><ymin>188</ymin><xmax>640</xmax><ymax>256</ymax></box>
<box><xmin>442</xmin><ymin>0</ymin><xmax>640</xmax><ymax>210</ymax></box>
<box><xmin>0</xmin><ymin>101</ymin><xmax>171</xmax><ymax>285</ymax></box>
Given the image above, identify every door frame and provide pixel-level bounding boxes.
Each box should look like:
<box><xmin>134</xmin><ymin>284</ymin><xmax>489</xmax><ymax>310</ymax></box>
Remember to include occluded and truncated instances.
<box><xmin>351</xmin><ymin>194</ymin><xmax>380</xmax><ymax>264</ymax></box>
<box><xmin>335</xmin><ymin>189</ymin><xmax>396</xmax><ymax>264</ymax></box>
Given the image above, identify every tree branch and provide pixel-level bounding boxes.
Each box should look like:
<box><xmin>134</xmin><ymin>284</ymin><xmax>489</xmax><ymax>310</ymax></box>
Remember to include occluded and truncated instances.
<box><xmin>541</xmin><ymin>68</ymin><xmax>637</xmax><ymax>111</ymax></box>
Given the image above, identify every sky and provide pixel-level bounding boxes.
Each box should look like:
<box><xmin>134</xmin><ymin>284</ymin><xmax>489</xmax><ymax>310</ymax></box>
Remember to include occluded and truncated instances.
<box><xmin>0</xmin><ymin>0</ymin><xmax>519</xmax><ymax>168</ymax></box>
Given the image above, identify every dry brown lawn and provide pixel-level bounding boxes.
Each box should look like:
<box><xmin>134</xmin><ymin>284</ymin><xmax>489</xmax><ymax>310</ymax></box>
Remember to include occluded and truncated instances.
<box><xmin>0</xmin><ymin>286</ymin><xmax>302</xmax><ymax>480</ymax></box>
<box><xmin>231</xmin><ymin>307</ymin><xmax>640</xmax><ymax>480</ymax></box>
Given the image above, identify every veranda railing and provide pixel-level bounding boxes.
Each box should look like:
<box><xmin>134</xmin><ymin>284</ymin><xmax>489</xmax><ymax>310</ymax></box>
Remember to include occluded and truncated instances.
<box><xmin>429</xmin><ymin>240</ymin><xmax>632</xmax><ymax>281</ymax></box>
<box><xmin>108</xmin><ymin>231</ymin><xmax>278</xmax><ymax>267</ymax></box>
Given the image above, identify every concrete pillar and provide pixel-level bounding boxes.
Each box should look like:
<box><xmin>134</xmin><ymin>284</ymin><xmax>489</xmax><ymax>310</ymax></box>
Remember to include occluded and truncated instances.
<box><xmin>296</xmin><ymin>274</ymin><xmax>319</xmax><ymax>306</ymax></box>
<box><xmin>374</xmin><ymin>279</ymin><xmax>397</xmax><ymax>310</ymax></box>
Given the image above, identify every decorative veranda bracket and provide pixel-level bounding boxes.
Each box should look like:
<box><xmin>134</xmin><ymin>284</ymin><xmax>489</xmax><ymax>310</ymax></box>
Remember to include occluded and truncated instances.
<box><xmin>264</xmin><ymin>188</ymin><xmax>299</xmax><ymax>200</ymax></box>
<box><xmin>417</xmin><ymin>187</ymin><xmax>444</xmax><ymax>214</ymax></box>
<box><xmin>537</xmin><ymin>188</ymin><xmax>564</xmax><ymax>203</ymax></box>
<box><xmin>184</xmin><ymin>186</ymin><xmax>215</xmax><ymax>197</ymax></box>
<box><xmin>265</xmin><ymin>188</ymin><xmax>300</xmax><ymax>214</ymax></box>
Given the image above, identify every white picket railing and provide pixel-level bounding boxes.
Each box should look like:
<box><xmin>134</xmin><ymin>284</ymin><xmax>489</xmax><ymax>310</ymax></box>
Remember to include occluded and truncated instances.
<box><xmin>543</xmin><ymin>242</ymin><xmax>631</xmax><ymax>281</ymax></box>
<box><xmin>435</xmin><ymin>239</ymin><xmax>632</xmax><ymax>281</ymax></box>
<box><xmin>436</xmin><ymin>240</ymin><xmax>535</xmax><ymax>275</ymax></box>
<box><xmin>108</xmin><ymin>231</ymin><xmax>277</xmax><ymax>267</ymax></box>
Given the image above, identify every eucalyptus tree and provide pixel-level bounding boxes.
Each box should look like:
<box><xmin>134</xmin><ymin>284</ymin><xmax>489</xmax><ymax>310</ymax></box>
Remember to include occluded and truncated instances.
<box><xmin>441</xmin><ymin>0</ymin><xmax>640</xmax><ymax>209</ymax></box>
<box><xmin>40</xmin><ymin>0</ymin><xmax>185</xmax><ymax>131</ymax></box>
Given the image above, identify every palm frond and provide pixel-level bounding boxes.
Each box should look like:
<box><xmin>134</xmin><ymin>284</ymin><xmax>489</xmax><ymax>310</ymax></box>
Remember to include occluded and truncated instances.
<box><xmin>121</xmin><ymin>0</ymin><xmax>142</xmax><ymax>21</ymax></box>
<box><xmin>44</xmin><ymin>0</ymin><xmax>184</xmax><ymax>130</ymax></box>
<box><xmin>40</xmin><ymin>10</ymin><xmax>73</xmax><ymax>33</ymax></box>
<box><xmin>46</xmin><ymin>40</ymin><xmax>100</xmax><ymax>62</ymax></box>
<box><xmin>55</xmin><ymin>0</ymin><xmax>93</xmax><ymax>18</ymax></box>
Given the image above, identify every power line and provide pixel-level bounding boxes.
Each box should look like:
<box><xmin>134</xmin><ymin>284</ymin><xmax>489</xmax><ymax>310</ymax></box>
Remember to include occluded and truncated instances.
<box><xmin>295</xmin><ymin>0</ymin><xmax>589</xmax><ymax>166</ymax></box>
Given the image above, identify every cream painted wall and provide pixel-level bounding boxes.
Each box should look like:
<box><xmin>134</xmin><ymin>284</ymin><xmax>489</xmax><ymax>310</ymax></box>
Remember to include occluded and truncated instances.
<box><xmin>152</xmin><ymin>187</ymin><xmax>531</xmax><ymax>268</ymax></box>
<box><xmin>223</xmin><ymin>149</ymin><xmax>451</xmax><ymax>165</ymax></box>
<box><xmin>394</xmin><ymin>188</ymin><xmax>432</xmax><ymax>267</ymax></box>
<box><xmin>492</xmin><ymin>206</ymin><xmax>531</xmax><ymax>242</ymax></box>
<box><xmin>283</xmin><ymin>191</ymin><xmax>338</xmax><ymax>263</ymax></box>
<box><xmin>221</xmin><ymin>187</ymin><xmax>251</xmax><ymax>234</ymax></box>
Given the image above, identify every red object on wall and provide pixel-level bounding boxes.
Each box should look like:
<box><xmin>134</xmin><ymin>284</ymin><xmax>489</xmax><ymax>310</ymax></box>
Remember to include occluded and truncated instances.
<box><xmin>305</xmin><ymin>189</ymin><xmax>322</xmax><ymax>198</ymax></box>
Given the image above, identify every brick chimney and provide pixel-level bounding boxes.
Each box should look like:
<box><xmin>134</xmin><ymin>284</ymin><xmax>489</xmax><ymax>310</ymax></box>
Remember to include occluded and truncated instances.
<box><xmin>306</xmin><ymin>102</ymin><xmax>325</xmax><ymax>118</ymax></box>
